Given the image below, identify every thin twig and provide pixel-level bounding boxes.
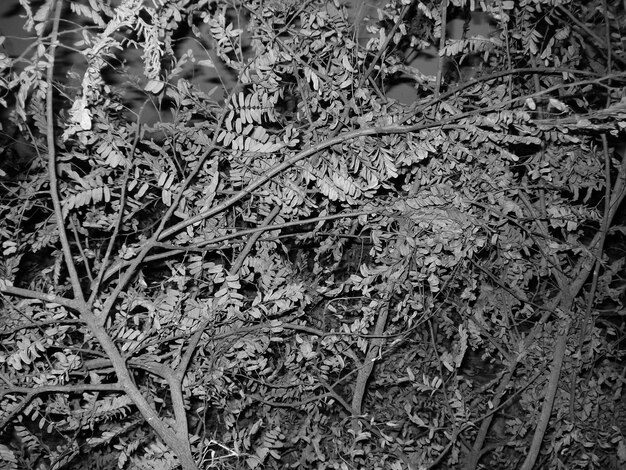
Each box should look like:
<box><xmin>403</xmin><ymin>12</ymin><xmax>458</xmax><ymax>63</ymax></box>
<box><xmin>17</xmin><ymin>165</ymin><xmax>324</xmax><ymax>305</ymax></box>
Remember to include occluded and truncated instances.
<box><xmin>0</xmin><ymin>285</ymin><xmax>82</xmax><ymax>310</ymax></box>
<box><xmin>69</xmin><ymin>216</ymin><xmax>93</xmax><ymax>284</ymax></box>
<box><xmin>98</xmin><ymin>81</ymin><xmax>242</xmax><ymax>326</ymax></box>
<box><xmin>170</xmin><ymin>203</ymin><xmax>281</xmax><ymax>442</ymax></box>
<box><xmin>45</xmin><ymin>0</ymin><xmax>85</xmax><ymax>304</ymax></box>
<box><xmin>2</xmin><ymin>382</ymin><xmax>124</xmax><ymax>397</ymax></box>
<box><xmin>89</xmin><ymin>117</ymin><xmax>143</xmax><ymax>306</ymax></box>
<box><xmin>403</xmin><ymin>68</ymin><xmax>618</xmax><ymax>124</ymax></box>
<box><xmin>557</xmin><ymin>5</ymin><xmax>626</xmax><ymax>68</ymax></box>
<box><xmin>159</xmin><ymin>72</ymin><xmax>625</xmax><ymax>243</ymax></box>
<box><xmin>0</xmin><ymin>318</ymin><xmax>83</xmax><ymax>336</ymax></box>
<box><xmin>0</xmin><ymin>383</ymin><xmax>123</xmax><ymax>430</ymax></box>
<box><xmin>602</xmin><ymin>0</ymin><xmax>613</xmax><ymax>84</ymax></box>
<box><xmin>358</xmin><ymin>1</ymin><xmax>414</xmax><ymax>88</ymax></box>
<box><xmin>229</xmin><ymin>206</ymin><xmax>281</xmax><ymax>275</ymax></box>
<box><xmin>434</xmin><ymin>0</ymin><xmax>448</xmax><ymax>99</ymax></box>
<box><xmin>569</xmin><ymin>135</ymin><xmax>612</xmax><ymax>420</ymax></box>
<box><xmin>104</xmin><ymin>210</ymin><xmax>372</xmax><ymax>283</ymax></box>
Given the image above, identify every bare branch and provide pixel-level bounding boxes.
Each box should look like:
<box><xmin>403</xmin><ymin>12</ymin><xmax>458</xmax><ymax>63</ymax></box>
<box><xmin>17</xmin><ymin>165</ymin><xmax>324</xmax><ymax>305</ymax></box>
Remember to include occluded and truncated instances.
<box><xmin>0</xmin><ymin>286</ymin><xmax>82</xmax><ymax>311</ymax></box>
<box><xmin>45</xmin><ymin>0</ymin><xmax>85</xmax><ymax>304</ymax></box>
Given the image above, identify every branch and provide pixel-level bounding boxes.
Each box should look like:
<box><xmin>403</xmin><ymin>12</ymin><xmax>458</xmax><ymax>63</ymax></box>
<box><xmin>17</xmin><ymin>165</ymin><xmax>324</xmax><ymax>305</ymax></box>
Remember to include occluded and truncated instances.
<box><xmin>465</xmin><ymin>370</ymin><xmax>514</xmax><ymax>470</ymax></box>
<box><xmin>165</xmin><ymin>370</ymin><xmax>192</xmax><ymax>449</ymax></box>
<box><xmin>89</xmin><ymin>120</ymin><xmax>142</xmax><ymax>306</ymax></box>
<box><xmin>465</xmin><ymin>357</ymin><xmax>548</xmax><ymax>468</ymax></box>
<box><xmin>159</xmin><ymin>72</ymin><xmax>624</xmax><ymax>244</ymax></box>
<box><xmin>404</xmin><ymin>68</ymin><xmax>621</xmax><ymax>125</ymax></box>
<box><xmin>167</xmin><ymin>209</ymin><xmax>372</xmax><ymax>251</ymax></box>
<box><xmin>45</xmin><ymin>0</ymin><xmax>85</xmax><ymax>304</ymax></box>
<box><xmin>1</xmin><ymin>318</ymin><xmax>82</xmax><ymax>336</ymax></box>
<box><xmin>69</xmin><ymin>216</ymin><xmax>93</xmax><ymax>284</ymax></box>
<box><xmin>0</xmin><ymin>285</ymin><xmax>82</xmax><ymax>311</ymax></box>
<box><xmin>103</xmin><ymin>210</ymin><xmax>372</xmax><ymax>283</ymax></box>
<box><xmin>2</xmin><ymin>382</ymin><xmax>124</xmax><ymax>397</ymax></box>
<box><xmin>520</xmin><ymin>140</ymin><xmax>626</xmax><ymax>470</ymax></box>
<box><xmin>83</xmin><ymin>358</ymin><xmax>169</xmax><ymax>378</ymax></box>
<box><xmin>136</xmin><ymin>319</ymin><xmax>401</xmax><ymax>358</ymax></box>
<box><xmin>0</xmin><ymin>382</ymin><xmax>123</xmax><ymax>430</ymax></box>
<box><xmin>434</xmin><ymin>0</ymin><xmax>448</xmax><ymax>99</ymax></box>
<box><xmin>556</xmin><ymin>5</ymin><xmax>626</xmax><ymax>69</ymax></box>
<box><xmin>157</xmin><ymin>124</ymin><xmax>460</xmax><ymax>241</ymax></box>
<box><xmin>98</xmin><ymin>85</ymin><xmax>242</xmax><ymax>327</ymax></box>
<box><xmin>519</xmin><ymin>324</ymin><xmax>570</xmax><ymax>470</ymax></box>
<box><xmin>249</xmin><ymin>389</ymin><xmax>332</xmax><ymax>408</ymax></box>
<box><xmin>75</xmin><ymin>85</ymin><xmax>245</xmax><ymax>470</ymax></box>
<box><xmin>569</xmin><ymin>134</ymin><xmax>613</xmax><ymax>419</ymax></box>
<box><xmin>602</xmin><ymin>0</ymin><xmax>613</xmax><ymax>80</ymax></box>
<box><xmin>517</xmin><ymin>191</ymin><xmax>568</xmax><ymax>289</ymax></box>
<box><xmin>358</xmin><ymin>1</ymin><xmax>413</xmax><ymax>88</ymax></box>
<box><xmin>229</xmin><ymin>205</ymin><xmax>281</xmax><ymax>275</ymax></box>
<box><xmin>78</xmin><ymin>308</ymin><xmax>196</xmax><ymax>466</ymax></box>
<box><xmin>351</xmin><ymin>286</ymin><xmax>393</xmax><ymax>423</ymax></box>
<box><xmin>159</xmin><ymin>210</ymin><xmax>284</xmax><ymax>438</ymax></box>
<box><xmin>569</xmin><ymin>140</ymin><xmax>626</xmax><ymax>296</ymax></box>
<box><xmin>317</xmin><ymin>376</ymin><xmax>416</xmax><ymax>468</ymax></box>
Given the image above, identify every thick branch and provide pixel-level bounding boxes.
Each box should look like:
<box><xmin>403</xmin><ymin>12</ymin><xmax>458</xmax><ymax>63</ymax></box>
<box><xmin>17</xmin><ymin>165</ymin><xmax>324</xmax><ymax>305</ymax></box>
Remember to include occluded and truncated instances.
<box><xmin>79</xmin><ymin>309</ymin><xmax>197</xmax><ymax>468</ymax></box>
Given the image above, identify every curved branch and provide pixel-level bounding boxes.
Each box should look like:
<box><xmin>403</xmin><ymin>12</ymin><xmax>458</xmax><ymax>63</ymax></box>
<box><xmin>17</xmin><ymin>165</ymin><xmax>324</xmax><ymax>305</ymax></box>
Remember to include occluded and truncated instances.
<box><xmin>0</xmin><ymin>382</ymin><xmax>123</xmax><ymax>430</ymax></box>
<box><xmin>159</xmin><ymin>72</ymin><xmax>624</xmax><ymax>244</ymax></box>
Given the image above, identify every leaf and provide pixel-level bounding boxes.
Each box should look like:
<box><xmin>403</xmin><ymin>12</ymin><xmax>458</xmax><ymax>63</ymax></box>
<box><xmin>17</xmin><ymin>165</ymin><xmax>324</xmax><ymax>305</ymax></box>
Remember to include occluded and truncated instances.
<box><xmin>0</xmin><ymin>444</ymin><xmax>17</xmax><ymax>470</ymax></box>
<box><xmin>548</xmin><ymin>98</ymin><xmax>568</xmax><ymax>112</ymax></box>
<box><xmin>455</xmin><ymin>325</ymin><xmax>468</xmax><ymax>368</ymax></box>
<box><xmin>197</xmin><ymin>59</ymin><xmax>215</xmax><ymax>69</ymax></box>
<box><xmin>618</xmin><ymin>439</ymin><xmax>626</xmax><ymax>462</ymax></box>
<box><xmin>69</xmin><ymin>98</ymin><xmax>92</xmax><ymax>130</ymax></box>
<box><xmin>145</xmin><ymin>79</ymin><xmax>165</xmax><ymax>94</ymax></box>
<box><xmin>33</xmin><ymin>0</ymin><xmax>52</xmax><ymax>22</ymax></box>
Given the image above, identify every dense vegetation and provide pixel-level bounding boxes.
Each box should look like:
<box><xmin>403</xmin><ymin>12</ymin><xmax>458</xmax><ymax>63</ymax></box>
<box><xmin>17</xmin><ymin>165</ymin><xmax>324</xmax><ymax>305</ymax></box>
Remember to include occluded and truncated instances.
<box><xmin>1</xmin><ymin>0</ymin><xmax>626</xmax><ymax>468</ymax></box>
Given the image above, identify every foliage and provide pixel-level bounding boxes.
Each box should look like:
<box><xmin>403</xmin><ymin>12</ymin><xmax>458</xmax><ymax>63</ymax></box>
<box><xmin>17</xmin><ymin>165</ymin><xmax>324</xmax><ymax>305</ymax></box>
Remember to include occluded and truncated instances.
<box><xmin>1</xmin><ymin>0</ymin><xmax>626</xmax><ymax>469</ymax></box>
